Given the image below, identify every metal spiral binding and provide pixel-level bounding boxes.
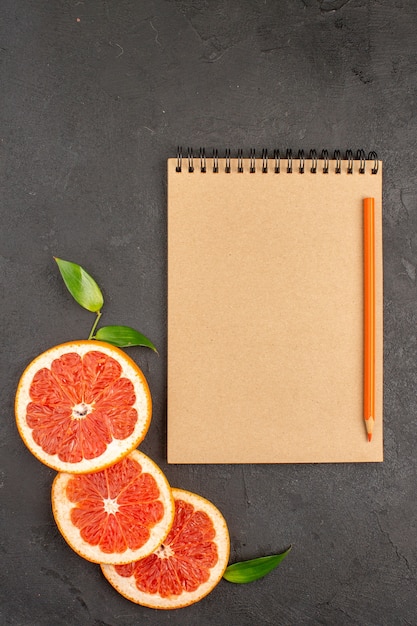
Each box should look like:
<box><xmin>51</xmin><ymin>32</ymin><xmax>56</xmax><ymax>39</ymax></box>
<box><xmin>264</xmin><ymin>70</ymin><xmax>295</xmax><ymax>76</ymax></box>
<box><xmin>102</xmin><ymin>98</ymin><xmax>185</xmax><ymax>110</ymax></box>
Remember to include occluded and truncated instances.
<box><xmin>187</xmin><ymin>147</ymin><xmax>194</xmax><ymax>173</ymax></box>
<box><xmin>310</xmin><ymin>149</ymin><xmax>318</xmax><ymax>174</ymax></box>
<box><xmin>200</xmin><ymin>147</ymin><xmax>206</xmax><ymax>173</ymax></box>
<box><xmin>175</xmin><ymin>147</ymin><xmax>379</xmax><ymax>174</ymax></box>
<box><xmin>356</xmin><ymin>149</ymin><xmax>366</xmax><ymax>174</ymax></box>
<box><xmin>225</xmin><ymin>148</ymin><xmax>231</xmax><ymax>174</ymax></box>
<box><xmin>237</xmin><ymin>149</ymin><xmax>243</xmax><ymax>173</ymax></box>
<box><xmin>213</xmin><ymin>148</ymin><xmax>219</xmax><ymax>173</ymax></box>
<box><xmin>286</xmin><ymin>149</ymin><xmax>293</xmax><ymax>174</ymax></box>
<box><xmin>334</xmin><ymin>150</ymin><xmax>342</xmax><ymax>174</ymax></box>
<box><xmin>298</xmin><ymin>150</ymin><xmax>305</xmax><ymax>174</ymax></box>
<box><xmin>176</xmin><ymin>147</ymin><xmax>182</xmax><ymax>172</ymax></box>
<box><xmin>262</xmin><ymin>149</ymin><xmax>268</xmax><ymax>173</ymax></box>
<box><xmin>274</xmin><ymin>149</ymin><xmax>280</xmax><ymax>173</ymax></box>
<box><xmin>249</xmin><ymin>149</ymin><xmax>256</xmax><ymax>173</ymax></box>
<box><xmin>346</xmin><ymin>149</ymin><xmax>354</xmax><ymax>174</ymax></box>
<box><xmin>321</xmin><ymin>149</ymin><xmax>329</xmax><ymax>174</ymax></box>
<box><xmin>368</xmin><ymin>151</ymin><xmax>379</xmax><ymax>174</ymax></box>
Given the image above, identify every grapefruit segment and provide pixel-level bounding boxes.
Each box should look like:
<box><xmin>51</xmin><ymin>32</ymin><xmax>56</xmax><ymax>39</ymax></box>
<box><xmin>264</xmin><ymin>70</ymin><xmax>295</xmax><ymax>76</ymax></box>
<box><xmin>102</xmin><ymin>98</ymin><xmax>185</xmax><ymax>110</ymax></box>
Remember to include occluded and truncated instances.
<box><xmin>101</xmin><ymin>488</ymin><xmax>230</xmax><ymax>609</ymax></box>
<box><xmin>51</xmin><ymin>450</ymin><xmax>175</xmax><ymax>564</ymax></box>
<box><xmin>15</xmin><ymin>341</ymin><xmax>152</xmax><ymax>473</ymax></box>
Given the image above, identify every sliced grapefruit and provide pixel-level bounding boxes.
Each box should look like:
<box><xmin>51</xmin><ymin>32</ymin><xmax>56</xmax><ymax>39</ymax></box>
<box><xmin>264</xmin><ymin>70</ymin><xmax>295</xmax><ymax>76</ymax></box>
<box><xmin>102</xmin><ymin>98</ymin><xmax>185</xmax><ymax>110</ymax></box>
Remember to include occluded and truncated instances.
<box><xmin>101</xmin><ymin>488</ymin><xmax>230</xmax><ymax>609</ymax></box>
<box><xmin>15</xmin><ymin>341</ymin><xmax>152</xmax><ymax>473</ymax></box>
<box><xmin>51</xmin><ymin>449</ymin><xmax>175</xmax><ymax>564</ymax></box>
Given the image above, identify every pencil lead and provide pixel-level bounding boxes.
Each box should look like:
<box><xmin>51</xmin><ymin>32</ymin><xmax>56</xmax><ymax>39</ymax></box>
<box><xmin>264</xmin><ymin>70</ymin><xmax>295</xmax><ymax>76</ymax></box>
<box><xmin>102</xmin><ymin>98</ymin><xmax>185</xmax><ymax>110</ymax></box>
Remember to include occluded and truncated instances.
<box><xmin>368</xmin><ymin>432</ymin><xmax>373</xmax><ymax>442</ymax></box>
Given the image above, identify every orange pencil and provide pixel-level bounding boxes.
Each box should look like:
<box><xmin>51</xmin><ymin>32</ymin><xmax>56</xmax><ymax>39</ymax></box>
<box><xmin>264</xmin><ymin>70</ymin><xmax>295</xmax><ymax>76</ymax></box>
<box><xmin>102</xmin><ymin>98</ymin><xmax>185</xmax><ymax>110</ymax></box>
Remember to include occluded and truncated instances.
<box><xmin>363</xmin><ymin>197</ymin><xmax>375</xmax><ymax>441</ymax></box>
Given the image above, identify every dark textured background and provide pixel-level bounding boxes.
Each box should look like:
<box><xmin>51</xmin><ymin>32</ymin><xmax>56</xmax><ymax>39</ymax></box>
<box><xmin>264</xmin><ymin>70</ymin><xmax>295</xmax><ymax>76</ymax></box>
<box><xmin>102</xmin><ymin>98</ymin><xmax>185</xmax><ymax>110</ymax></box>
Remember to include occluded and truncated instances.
<box><xmin>1</xmin><ymin>1</ymin><xmax>416</xmax><ymax>624</ymax></box>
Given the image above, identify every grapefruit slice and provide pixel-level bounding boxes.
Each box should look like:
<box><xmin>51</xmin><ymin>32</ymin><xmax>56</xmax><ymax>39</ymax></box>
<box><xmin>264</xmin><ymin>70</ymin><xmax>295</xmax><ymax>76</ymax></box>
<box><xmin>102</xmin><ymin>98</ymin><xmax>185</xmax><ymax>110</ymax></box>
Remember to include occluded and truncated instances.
<box><xmin>101</xmin><ymin>488</ymin><xmax>230</xmax><ymax>609</ymax></box>
<box><xmin>51</xmin><ymin>449</ymin><xmax>175</xmax><ymax>564</ymax></box>
<box><xmin>15</xmin><ymin>341</ymin><xmax>152</xmax><ymax>473</ymax></box>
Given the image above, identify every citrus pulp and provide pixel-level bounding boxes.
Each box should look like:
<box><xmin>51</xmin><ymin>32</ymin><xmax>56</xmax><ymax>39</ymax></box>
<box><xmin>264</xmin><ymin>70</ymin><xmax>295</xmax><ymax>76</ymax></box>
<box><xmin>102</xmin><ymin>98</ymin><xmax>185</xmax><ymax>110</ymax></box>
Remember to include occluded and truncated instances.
<box><xmin>51</xmin><ymin>449</ymin><xmax>174</xmax><ymax>564</ymax></box>
<box><xmin>101</xmin><ymin>488</ymin><xmax>230</xmax><ymax>609</ymax></box>
<box><xmin>15</xmin><ymin>341</ymin><xmax>152</xmax><ymax>473</ymax></box>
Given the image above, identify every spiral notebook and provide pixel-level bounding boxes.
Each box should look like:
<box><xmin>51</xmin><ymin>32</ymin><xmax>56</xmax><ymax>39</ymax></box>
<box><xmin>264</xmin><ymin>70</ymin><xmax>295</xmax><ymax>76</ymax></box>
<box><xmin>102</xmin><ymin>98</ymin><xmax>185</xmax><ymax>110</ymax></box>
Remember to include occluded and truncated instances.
<box><xmin>167</xmin><ymin>148</ymin><xmax>383</xmax><ymax>464</ymax></box>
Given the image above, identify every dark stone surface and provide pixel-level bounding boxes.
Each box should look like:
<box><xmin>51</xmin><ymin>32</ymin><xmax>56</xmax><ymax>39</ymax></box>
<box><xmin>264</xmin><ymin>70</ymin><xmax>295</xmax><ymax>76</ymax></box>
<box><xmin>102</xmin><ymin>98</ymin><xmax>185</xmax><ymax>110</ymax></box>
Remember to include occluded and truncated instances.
<box><xmin>1</xmin><ymin>0</ymin><xmax>416</xmax><ymax>624</ymax></box>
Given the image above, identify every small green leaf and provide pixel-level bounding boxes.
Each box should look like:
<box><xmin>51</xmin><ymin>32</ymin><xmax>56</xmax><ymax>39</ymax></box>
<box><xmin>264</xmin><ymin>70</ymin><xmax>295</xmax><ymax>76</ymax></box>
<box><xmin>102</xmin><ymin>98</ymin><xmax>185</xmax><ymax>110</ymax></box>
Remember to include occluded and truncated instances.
<box><xmin>55</xmin><ymin>258</ymin><xmax>104</xmax><ymax>313</ymax></box>
<box><xmin>223</xmin><ymin>546</ymin><xmax>292</xmax><ymax>584</ymax></box>
<box><xmin>95</xmin><ymin>325</ymin><xmax>158</xmax><ymax>352</ymax></box>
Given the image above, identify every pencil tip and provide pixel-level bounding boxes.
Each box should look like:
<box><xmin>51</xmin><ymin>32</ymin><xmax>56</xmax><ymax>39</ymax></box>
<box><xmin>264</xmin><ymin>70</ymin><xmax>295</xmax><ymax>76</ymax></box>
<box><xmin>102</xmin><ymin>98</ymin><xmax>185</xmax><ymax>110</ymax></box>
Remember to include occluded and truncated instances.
<box><xmin>365</xmin><ymin>417</ymin><xmax>374</xmax><ymax>441</ymax></box>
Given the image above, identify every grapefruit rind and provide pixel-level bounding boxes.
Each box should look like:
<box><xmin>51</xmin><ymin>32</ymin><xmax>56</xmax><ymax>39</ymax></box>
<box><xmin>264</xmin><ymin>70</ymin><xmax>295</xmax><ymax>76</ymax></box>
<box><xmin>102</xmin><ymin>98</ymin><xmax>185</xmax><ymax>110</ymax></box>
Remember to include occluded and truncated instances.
<box><xmin>15</xmin><ymin>341</ymin><xmax>152</xmax><ymax>473</ymax></box>
<box><xmin>101</xmin><ymin>488</ymin><xmax>230</xmax><ymax>609</ymax></box>
<box><xmin>51</xmin><ymin>449</ymin><xmax>175</xmax><ymax>565</ymax></box>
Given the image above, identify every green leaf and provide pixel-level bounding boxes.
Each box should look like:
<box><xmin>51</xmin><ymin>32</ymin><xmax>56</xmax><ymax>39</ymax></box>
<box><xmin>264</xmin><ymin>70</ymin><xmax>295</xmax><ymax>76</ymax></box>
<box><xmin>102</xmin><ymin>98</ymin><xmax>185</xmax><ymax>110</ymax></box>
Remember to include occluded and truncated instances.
<box><xmin>95</xmin><ymin>326</ymin><xmax>158</xmax><ymax>352</ymax></box>
<box><xmin>54</xmin><ymin>258</ymin><xmax>104</xmax><ymax>313</ymax></box>
<box><xmin>223</xmin><ymin>546</ymin><xmax>292</xmax><ymax>584</ymax></box>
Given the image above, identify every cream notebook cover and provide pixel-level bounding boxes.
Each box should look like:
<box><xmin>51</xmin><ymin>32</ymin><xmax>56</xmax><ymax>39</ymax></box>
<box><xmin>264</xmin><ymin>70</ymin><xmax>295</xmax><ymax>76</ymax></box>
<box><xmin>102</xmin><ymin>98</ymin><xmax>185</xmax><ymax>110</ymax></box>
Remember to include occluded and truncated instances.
<box><xmin>167</xmin><ymin>150</ymin><xmax>383</xmax><ymax>463</ymax></box>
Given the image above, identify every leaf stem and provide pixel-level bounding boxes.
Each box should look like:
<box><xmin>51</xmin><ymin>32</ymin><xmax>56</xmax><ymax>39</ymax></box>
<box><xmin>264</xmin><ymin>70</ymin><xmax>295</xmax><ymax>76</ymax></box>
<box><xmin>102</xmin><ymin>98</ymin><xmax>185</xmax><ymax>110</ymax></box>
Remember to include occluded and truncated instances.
<box><xmin>88</xmin><ymin>311</ymin><xmax>102</xmax><ymax>340</ymax></box>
